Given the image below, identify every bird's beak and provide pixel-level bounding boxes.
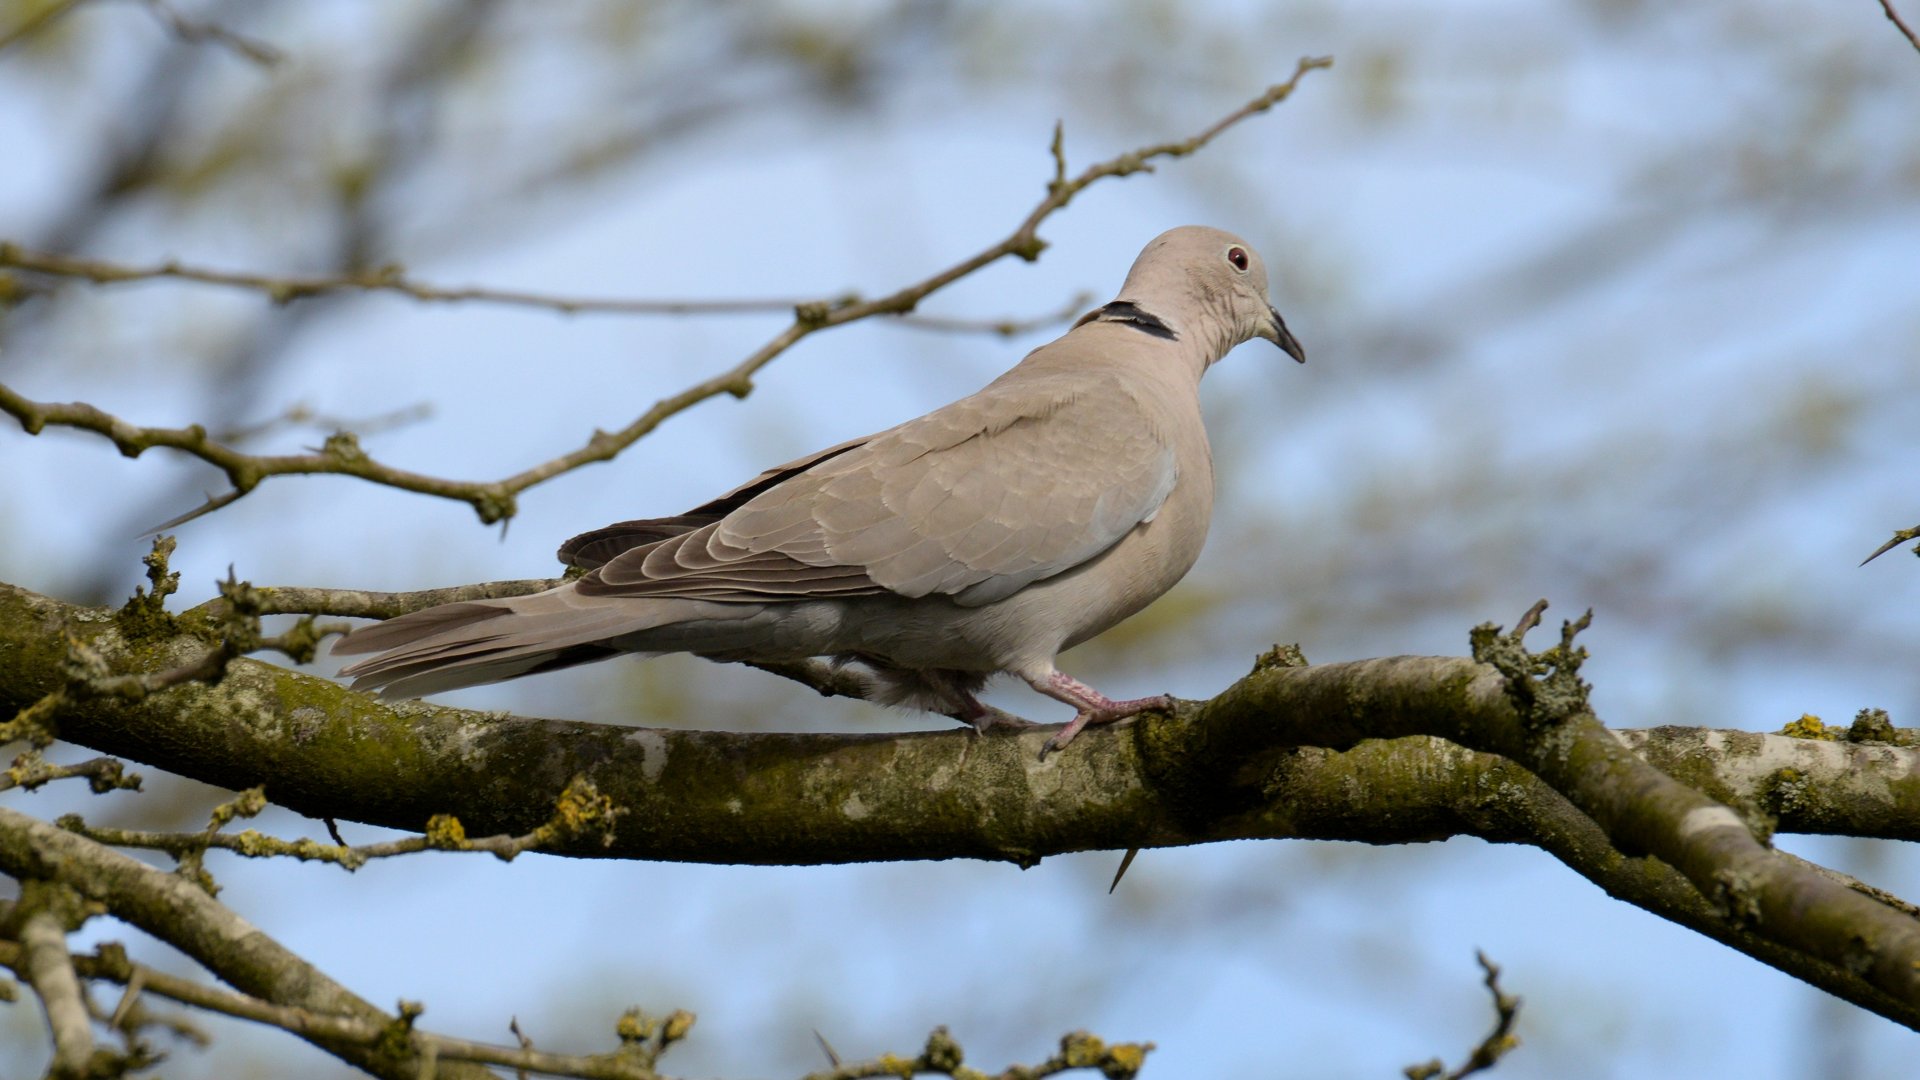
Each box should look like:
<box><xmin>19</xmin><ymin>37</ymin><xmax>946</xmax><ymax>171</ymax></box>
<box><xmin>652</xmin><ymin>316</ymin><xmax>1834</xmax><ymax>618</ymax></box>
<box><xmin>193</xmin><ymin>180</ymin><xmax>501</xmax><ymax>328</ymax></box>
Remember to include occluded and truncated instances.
<box><xmin>1260</xmin><ymin>305</ymin><xmax>1306</xmax><ymax>364</ymax></box>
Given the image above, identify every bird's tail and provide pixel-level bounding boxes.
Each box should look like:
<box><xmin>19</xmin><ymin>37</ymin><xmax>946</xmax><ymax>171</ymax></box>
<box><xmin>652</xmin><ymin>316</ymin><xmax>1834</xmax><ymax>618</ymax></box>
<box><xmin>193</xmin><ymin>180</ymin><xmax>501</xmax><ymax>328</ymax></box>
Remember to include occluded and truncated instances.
<box><xmin>332</xmin><ymin>586</ymin><xmax>663</xmax><ymax>699</ymax></box>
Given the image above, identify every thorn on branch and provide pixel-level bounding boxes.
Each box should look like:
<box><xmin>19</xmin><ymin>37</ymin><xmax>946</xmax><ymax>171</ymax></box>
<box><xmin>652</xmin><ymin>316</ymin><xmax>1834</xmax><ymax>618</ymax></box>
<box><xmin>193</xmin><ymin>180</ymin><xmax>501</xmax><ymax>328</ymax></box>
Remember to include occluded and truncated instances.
<box><xmin>1048</xmin><ymin>120</ymin><xmax>1068</xmax><ymax>196</ymax></box>
<box><xmin>1860</xmin><ymin>525</ymin><xmax>1920</xmax><ymax>566</ymax></box>
<box><xmin>814</xmin><ymin>1029</ymin><xmax>843</xmax><ymax>1067</ymax></box>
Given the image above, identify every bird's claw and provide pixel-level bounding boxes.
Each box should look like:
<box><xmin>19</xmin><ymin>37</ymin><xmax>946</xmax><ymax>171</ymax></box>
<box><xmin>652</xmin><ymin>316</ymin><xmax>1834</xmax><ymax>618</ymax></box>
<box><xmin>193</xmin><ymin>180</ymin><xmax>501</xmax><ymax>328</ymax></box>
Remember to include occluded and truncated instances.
<box><xmin>1036</xmin><ymin>694</ymin><xmax>1175</xmax><ymax>760</ymax></box>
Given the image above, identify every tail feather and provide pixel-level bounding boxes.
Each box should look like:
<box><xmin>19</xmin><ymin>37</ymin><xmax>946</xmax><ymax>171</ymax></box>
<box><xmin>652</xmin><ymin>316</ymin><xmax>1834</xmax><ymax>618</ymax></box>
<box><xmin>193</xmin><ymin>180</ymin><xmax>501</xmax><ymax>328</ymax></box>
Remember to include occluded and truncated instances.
<box><xmin>332</xmin><ymin>588</ymin><xmax>667</xmax><ymax>699</ymax></box>
<box><xmin>330</xmin><ymin>602</ymin><xmax>508</xmax><ymax>657</ymax></box>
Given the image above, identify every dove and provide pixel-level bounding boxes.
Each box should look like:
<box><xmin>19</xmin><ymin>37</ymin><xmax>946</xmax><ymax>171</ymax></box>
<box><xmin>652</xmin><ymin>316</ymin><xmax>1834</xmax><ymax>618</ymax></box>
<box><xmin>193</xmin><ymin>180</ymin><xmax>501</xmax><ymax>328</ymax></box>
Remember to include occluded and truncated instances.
<box><xmin>334</xmin><ymin>225</ymin><xmax>1305</xmax><ymax>755</ymax></box>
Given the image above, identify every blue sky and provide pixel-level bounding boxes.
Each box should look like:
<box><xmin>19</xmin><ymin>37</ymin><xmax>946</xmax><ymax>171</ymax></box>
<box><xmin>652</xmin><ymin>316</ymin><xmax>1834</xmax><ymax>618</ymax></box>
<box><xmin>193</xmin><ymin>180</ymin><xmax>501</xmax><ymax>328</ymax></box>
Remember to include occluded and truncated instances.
<box><xmin>3</xmin><ymin>2</ymin><xmax>1920</xmax><ymax>1076</ymax></box>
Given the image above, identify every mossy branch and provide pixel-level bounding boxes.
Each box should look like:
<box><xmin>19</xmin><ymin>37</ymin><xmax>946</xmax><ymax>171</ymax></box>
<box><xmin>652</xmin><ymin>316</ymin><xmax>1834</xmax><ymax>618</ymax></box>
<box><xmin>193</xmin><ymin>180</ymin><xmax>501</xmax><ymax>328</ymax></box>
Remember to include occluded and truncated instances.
<box><xmin>7</xmin><ymin>578</ymin><xmax>1920</xmax><ymax>1031</ymax></box>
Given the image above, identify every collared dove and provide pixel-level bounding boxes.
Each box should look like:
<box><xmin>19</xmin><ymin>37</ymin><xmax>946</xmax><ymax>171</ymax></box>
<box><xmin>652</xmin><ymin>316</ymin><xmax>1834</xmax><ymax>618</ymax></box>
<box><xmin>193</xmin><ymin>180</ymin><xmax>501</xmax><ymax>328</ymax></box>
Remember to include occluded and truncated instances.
<box><xmin>335</xmin><ymin>225</ymin><xmax>1304</xmax><ymax>755</ymax></box>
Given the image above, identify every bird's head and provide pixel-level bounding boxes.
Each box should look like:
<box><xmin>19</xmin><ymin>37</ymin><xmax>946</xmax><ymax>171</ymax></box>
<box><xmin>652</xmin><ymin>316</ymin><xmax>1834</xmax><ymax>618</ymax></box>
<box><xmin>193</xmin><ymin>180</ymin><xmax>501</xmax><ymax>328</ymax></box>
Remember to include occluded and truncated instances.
<box><xmin>1109</xmin><ymin>225</ymin><xmax>1305</xmax><ymax>365</ymax></box>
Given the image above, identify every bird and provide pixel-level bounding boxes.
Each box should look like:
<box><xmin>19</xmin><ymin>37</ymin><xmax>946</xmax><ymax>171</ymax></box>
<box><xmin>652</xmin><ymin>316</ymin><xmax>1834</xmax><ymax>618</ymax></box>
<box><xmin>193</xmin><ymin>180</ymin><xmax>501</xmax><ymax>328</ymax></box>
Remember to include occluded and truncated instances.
<box><xmin>334</xmin><ymin>225</ymin><xmax>1305</xmax><ymax>756</ymax></box>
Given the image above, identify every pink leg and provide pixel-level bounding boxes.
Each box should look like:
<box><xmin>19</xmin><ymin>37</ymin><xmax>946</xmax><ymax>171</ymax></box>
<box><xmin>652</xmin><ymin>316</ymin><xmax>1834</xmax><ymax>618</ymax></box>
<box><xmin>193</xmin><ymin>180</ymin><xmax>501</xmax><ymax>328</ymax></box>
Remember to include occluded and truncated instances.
<box><xmin>945</xmin><ymin>692</ymin><xmax>1038</xmax><ymax>734</ymax></box>
<box><xmin>1024</xmin><ymin>669</ymin><xmax>1174</xmax><ymax>758</ymax></box>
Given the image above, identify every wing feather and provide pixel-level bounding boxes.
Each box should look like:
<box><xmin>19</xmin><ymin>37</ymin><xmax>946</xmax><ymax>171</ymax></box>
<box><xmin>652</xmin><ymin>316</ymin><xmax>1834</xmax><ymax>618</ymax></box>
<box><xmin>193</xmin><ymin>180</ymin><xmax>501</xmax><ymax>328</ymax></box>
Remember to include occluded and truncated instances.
<box><xmin>578</xmin><ymin>373</ymin><xmax>1179</xmax><ymax>607</ymax></box>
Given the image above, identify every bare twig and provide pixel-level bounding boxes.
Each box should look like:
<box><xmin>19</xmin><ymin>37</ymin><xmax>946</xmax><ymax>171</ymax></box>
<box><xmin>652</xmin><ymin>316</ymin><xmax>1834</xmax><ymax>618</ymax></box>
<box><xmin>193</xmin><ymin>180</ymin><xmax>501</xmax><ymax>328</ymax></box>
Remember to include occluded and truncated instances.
<box><xmin>1881</xmin><ymin>0</ymin><xmax>1920</xmax><ymax>54</ymax></box>
<box><xmin>231</xmin><ymin>578</ymin><xmax>564</xmax><ymax>619</ymax></box>
<box><xmin>0</xmin><ymin>752</ymin><xmax>141</xmax><ymax>794</ymax></box>
<box><xmin>0</xmin><ymin>59</ymin><xmax>1332</xmax><ymax>529</ymax></box>
<box><xmin>1404</xmin><ymin>952</ymin><xmax>1522</xmax><ymax>1080</ymax></box>
<box><xmin>63</xmin><ymin>775</ymin><xmax>623</xmax><ymax>874</ymax></box>
<box><xmin>1</xmin><ymin>239</ymin><xmax>1087</xmax><ymax>333</ymax></box>
<box><xmin>799</xmin><ymin>1027</ymin><xmax>1151</xmax><ymax>1080</ymax></box>
<box><xmin>133</xmin><ymin>0</ymin><xmax>283</xmax><ymax>65</ymax></box>
<box><xmin>900</xmin><ymin>290</ymin><xmax>1093</xmax><ymax>337</ymax></box>
<box><xmin>0</xmin><ymin>0</ymin><xmax>280</xmax><ymax>63</ymax></box>
<box><xmin>1508</xmin><ymin>599</ymin><xmax>1550</xmax><ymax>640</ymax></box>
<box><xmin>0</xmin><ymin>240</ymin><xmax>830</xmax><ymax>314</ymax></box>
<box><xmin>217</xmin><ymin>400</ymin><xmax>434</xmax><ymax>445</ymax></box>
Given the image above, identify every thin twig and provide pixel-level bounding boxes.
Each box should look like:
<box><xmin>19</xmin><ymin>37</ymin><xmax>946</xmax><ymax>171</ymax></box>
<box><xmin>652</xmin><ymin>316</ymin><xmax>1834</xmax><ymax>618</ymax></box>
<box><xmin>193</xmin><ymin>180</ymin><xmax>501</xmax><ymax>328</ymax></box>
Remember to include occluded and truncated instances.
<box><xmin>134</xmin><ymin>0</ymin><xmax>283</xmax><ymax>65</ymax></box>
<box><xmin>894</xmin><ymin>291</ymin><xmax>1092</xmax><ymax>337</ymax></box>
<box><xmin>1881</xmin><ymin>0</ymin><xmax>1920</xmax><ymax>54</ymax></box>
<box><xmin>217</xmin><ymin>400</ymin><xmax>434</xmax><ymax>445</ymax></box>
<box><xmin>0</xmin><ymin>58</ymin><xmax>1333</xmax><ymax>530</ymax></box>
<box><xmin>0</xmin><ymin>753</ymin><xmax>141</xmax><ymax>795</ymax></box>
<box><xmin>225</xmin><ymin>578</ymin><xmax>564</xmax><ymax>619</ymax></box>
<box><xmin>1404</xmin><ymin>952</ymin><xmax>1522</xmax><ymax>1080</ymax></box>
<box><xmin>2</xmin><ymin>240</ymin><xmax>1091</xmax><ymax>336</ymax></box>
<box><xmin>64</xmin><ymin>774</ymin><xmax>621</xmax><ymax>873</ymax></box>
<box><xmin>0</xmin><ymin>241</ymin><xmax>829</xmax><ymax>314</ymax></box>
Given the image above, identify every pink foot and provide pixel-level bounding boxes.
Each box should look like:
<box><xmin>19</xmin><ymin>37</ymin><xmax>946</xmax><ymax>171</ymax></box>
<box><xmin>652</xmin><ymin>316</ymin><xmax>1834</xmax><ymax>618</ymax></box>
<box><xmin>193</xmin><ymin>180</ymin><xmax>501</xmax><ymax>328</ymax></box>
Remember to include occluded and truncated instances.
<box><xmin>947</xmin><ymin>695</ymin><xmax>1039</xmax><ymax>734</ymax></box>
<box><xmin>1025</xmin><ymin>670</ymin><xmax>1174</xmax><ymax>759</ymax></box>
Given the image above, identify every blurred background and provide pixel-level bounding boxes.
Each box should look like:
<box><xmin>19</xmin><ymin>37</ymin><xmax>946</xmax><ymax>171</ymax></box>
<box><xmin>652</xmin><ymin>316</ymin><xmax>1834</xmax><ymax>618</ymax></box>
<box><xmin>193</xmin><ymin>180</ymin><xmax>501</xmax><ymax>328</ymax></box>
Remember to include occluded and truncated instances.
<box><xmin>2</xmin><ymin>0</ymin><xmax>1918</xmax><ymax>1076</ymax></box>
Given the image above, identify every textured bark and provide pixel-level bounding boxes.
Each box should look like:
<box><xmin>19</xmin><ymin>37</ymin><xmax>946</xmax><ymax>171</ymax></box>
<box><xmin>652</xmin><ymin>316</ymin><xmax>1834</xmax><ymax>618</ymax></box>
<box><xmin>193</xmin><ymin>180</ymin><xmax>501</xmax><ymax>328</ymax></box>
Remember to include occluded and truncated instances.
<box><xmin>0</xmin><ymin>803</ymin><xmax>494</xmax><ymax>1079</ymax></box>
<box><xmin>5</xmin><ymin>579</ymin><xmax>1920</xmax><ymax>1032</ymax></box>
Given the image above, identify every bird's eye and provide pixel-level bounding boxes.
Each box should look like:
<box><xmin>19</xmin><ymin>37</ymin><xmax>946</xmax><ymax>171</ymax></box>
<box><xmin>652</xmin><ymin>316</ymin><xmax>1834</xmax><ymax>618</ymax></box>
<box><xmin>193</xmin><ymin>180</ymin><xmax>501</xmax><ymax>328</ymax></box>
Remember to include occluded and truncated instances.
<box><xmin>1226</xmin><ymin>246</ymin><xmax>1249</xmax><ymax>272</ymax></box>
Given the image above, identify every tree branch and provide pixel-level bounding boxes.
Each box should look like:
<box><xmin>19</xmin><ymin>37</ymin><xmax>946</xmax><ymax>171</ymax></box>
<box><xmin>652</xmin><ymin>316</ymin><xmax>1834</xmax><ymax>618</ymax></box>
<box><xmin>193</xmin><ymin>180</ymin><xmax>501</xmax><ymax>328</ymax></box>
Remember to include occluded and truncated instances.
<box><xmin>7</xmin><ymin>578</ymin><xmax>1920</xmax><ymax>1031</ymax></box>
<box><xmin>0</xmin><ymin>934</ymin><xmax>688</xmax><ymax>1080</ymax></box>
<box><xmin>18</xmin><ymin>907</ymin><xmax>94</xmax><ymax>1078</ymax></box>
<box><xmin>0</xmin><ymin>58</ymin><xmax>1331</xmax><ymax>529</ymax></box>
<box><xmin>0</xmin><ymin>800</ymin><xmax>496</xmax><ymax>1080</ymax></box>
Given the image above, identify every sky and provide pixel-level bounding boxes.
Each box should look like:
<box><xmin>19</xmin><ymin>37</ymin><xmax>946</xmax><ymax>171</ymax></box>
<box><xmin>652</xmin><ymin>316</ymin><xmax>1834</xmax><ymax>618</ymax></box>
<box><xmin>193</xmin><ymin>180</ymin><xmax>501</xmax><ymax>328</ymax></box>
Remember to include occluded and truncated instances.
<box><xmin>3</xmin><ymin>1</ymin><xmax>1920</xmax><ymax>1077</ymax></box>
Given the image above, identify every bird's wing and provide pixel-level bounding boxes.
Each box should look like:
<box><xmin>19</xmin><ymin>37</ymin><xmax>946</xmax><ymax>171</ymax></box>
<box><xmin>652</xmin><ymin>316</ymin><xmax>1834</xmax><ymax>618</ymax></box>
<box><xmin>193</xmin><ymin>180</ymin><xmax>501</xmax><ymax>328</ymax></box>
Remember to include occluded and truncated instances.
<box><xmin>578</xmin><ymin>373</ymin><xmax>1178</xmax><ymax>607</ymax></box>
<box><xmin>555</xmin><ymin>436</ymin><xmax>872</xmax><ymax>570</ymax></box>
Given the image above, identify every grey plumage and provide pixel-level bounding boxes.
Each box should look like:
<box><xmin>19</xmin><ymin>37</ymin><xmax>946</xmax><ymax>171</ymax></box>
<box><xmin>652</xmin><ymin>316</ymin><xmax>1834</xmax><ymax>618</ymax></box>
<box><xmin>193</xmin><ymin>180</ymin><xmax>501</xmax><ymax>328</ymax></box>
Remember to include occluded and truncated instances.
<box><xmin>334</xmin><ymin>225</ymin><xmax>1305</xmax><ymax>754</ymax></box>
